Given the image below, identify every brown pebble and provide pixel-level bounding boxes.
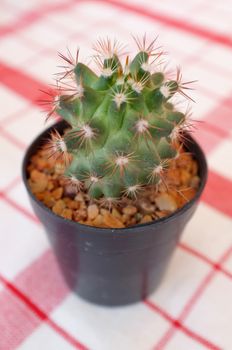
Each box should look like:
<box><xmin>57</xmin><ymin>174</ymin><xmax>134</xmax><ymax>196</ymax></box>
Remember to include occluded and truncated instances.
<box><xmin>87</xmin><ymin>204</ymin><xmax>99</xmax><ymax>220</ymax></box>
<box><xmin>54</xmin><ymin>163</ymin><xmax>65</xmax><ymax>175</ymax></box>
<box><xmin>31</xmin><ymin>169</ymin><xmax>46</xmax><ymax>182</ymax></box>
<box><xmin>36</xmin><ymin>158</ymin><xmax>48</xmax><ymax>171</ymax></box>
<box><xmin>30</xmin><ymin>155</ymin><xmax>39</xmax><ymax>165</ymax></box>
<box><xmin>121</xmin><ymin>214</ymin><xmax>129</xmax><ymax>224</ymax></box>
<box><xmin>176</xmin><ymin>153</ymin><xmax>192</xmax><ymax>172</ymax></box>
<box><xmin>158</xmin><ymin>183</ymin><xmax>167</xmax><ymax>193</ymax></box>
<box><xmin>139</xmin><ymin>200</ymin><xmax>156</xmax><ymax>213</ymax></box>
<box><xmin>29</xmin><ymin>170</ymin><xmax>48</xmax><ymax>193</ymax></box>
<box><xmin>135</xmin><ymin>212</ymin><xmax>142</xmax><ymax>221</ymax></box>
<box><xmin>128</xmin><ymin>217</ymin><xmax>137</xmax><ymax>225</ymax></box>
<box><xmin>181</xmin><ymin>188</ymin><xmax>196</xmax><ymax>202</ymax></box>
<box><xmin>47</xmin><ymin>180</ymin><xmax>55</xmax><ymax>191</ymax></box>
<box><xmin>92</xmin><ymin>214</ymin><xmax>104</xmax><ymax>227</ymax></box>
<box><xmin>168</xmin><ymin>188</ymin><xmax>196</xmax><ymax>208</ymax></box>
<box><xmin>63</xmin><ymin>197</ymin><xmax>70</xmax><ymax>203</ymax></box>
<box><xmin>100</xmin><ymin>208</ymin><xmax>109</xmax><ymax>216</ymax></box>
<box><xmin>73</xmin><ymin>209</ymin><xmax>87</xmax><ymax>221</ymax></box>
<box><xmin>43</xmin><ymin>194</ymin><xmax>56</xmax><ymax>208</ymax></box>
<box><xmin>52</xmin><ymin>199</ymin><xmax>66</xmax><ymax>215</ymax></box>
<box><xmin>166</xmin><ymin>168</ymin><xmax>181</xmax><ymax>186</ymax></box>
<box><xmin>27</xmin><ymin>164</ymin><xmax>34</xmax><ymax>173</ymax></box>
<box><xmin>156</xmin><ymin>210</ymin><xmax>170</xmax><ymax>218</ymax></box>
<box><xmin>29</xmin><ymin>181</ymin><xmax>48</xmax><ymax>194</ymax></box>
<box><xmin>180</xmin><ymin>169</ymin><xmax>192</xmax><ymax>186</ymax></box>
<box><xmin>75</xmin><ymin>193</ymin><xmax>84</xmax><ymax>202</ymax></box>
<box><xmin>112</xmin><ymin>208</ymin><xmax>122</xmax><ymax>220</ymax></box>
<box><xmin>191</xmin><ymin>161</ymin><xmax>198</xmax><ymax>176</ymax></box>
<box><xmin>34</xmin><ymin>191</ymin><xmax>46</xmax><ymax>201</ymax></box>
<box><xmin>79</xmin><ymin>202</ymin><xmax>86</xmax><ymax>211</ymax></box>
<box><xmin>103</xmin><ymin>212</ymin><xmax>125</xmax><ymax>228</ymax></box>
<box><xmin>149</xmin><ymin>191</ymin><xmax>157</xmax><ymax>203</ymax></box>
<box><xmin>67</xmin><ymin>200</ymin><xmax>80</xmax><ymax>210</ymax></box>
<box><xmin>140</xmin><ymin>215</ymin><xmax>152</xmax><ymax>224</ymax></box>
<box><xmin>190</xmin><ymin>176</ymin><xmax>200</xmax><ymax>189</ymax></box>
<box><xmin>155</xmin><ymin>193</ymin><xmax>177</xmax><ymax>212</ymax></box>
<box><xmin>51</xmin><ymin>187</ymin><xmax>63</xmax><ymax>200</ymax></box>
<box><xmin>61</xmin><ymin>208</ymin><xmax>73</xmax><ymax>220</ymax></box>
<box><xmin>122</xmin><ymin>205</ymin><xmax>137</xmax><ymax>216</ymax></box>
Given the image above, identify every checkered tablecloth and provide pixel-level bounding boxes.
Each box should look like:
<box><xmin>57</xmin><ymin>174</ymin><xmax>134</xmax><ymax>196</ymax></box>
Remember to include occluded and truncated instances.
<box><xmin>1</xmin><ymin>0</ymin><xmax>232</xmax><ymax>349</ymax></box>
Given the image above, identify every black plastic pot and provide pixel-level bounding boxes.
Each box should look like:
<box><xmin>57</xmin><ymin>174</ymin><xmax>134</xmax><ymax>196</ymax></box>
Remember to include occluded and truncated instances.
<box><xmin>22</xmin><ymin>121</ymin><xmax>207</xmax><ymax>306</ymax></box>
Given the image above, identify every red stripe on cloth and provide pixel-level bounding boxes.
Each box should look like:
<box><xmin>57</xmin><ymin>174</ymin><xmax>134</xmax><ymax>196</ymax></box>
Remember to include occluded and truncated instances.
<box><xmin>153</xmin><ymin>246</ymin><xmax>232</xmax><ymax>349</ymax></box>
<box><xmin>0</xmin><ymin>250</ymin><xmax>88</xmax><ymax>350</ymax></box>
<box><xmin>0</xmin><ymin>61</ymin><xmax>49</xmax><ymax>105</ymax></box>
<box><xmin>202</xmin><ymin>170</ymin><xmax>232</xmax><ymax>218</ymax></box>
<box><xmin>0</xmin><ymin>288</ymin><xmax>40</xmax><ymax>350</ymax></box>
<box><xmin>13</xmin><ymin>250</ymin><xmax>68</xmax><ymax>313</ymax></box>
<box><xmin>103</xmin><ymin>0</ymin><xmax>232</xmax><ymax>49</ymax></box>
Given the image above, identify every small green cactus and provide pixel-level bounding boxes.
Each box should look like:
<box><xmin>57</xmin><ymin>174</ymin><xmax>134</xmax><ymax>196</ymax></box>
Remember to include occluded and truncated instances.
<box><xmin>45</xmin><ymin>36</ymin><xmax>194</xmax><ymax>204</ymax></box>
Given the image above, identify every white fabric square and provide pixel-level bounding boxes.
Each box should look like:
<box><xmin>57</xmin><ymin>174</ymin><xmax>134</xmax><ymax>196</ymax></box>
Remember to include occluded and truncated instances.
<box><xmin>208</xmin><ymin>139</ymin><xmax>232</xmax><ymax>180</ymax></box>
<box><xmin>0</xmin><ymin>37</ymin><xmax>37</xmax><ymax>67</ymax></box>
<box><xmin>0</xmin><ymin>135</ymin><xmax>23</xmax><ymax>188</ymax></box>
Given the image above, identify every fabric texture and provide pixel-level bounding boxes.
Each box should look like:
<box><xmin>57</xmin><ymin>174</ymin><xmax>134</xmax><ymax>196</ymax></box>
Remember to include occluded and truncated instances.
<box><xmin>0</xmin><ymin>0</ymin><xmax>232</xmax><ymax>349</ymax></box>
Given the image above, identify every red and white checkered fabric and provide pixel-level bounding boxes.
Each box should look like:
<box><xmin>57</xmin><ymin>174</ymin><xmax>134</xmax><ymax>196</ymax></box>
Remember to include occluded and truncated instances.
<box><xmin>0</xmin><ymin>0</ymin><xmax>232</xmax><ymax>349</ymax></box>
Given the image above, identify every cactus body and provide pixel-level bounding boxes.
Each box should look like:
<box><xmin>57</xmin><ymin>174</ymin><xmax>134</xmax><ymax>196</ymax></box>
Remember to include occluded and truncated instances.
<box><xmin>47</xmin><ymin>37</ymin><xmax>193</xmax><ymax>202</ymax></box>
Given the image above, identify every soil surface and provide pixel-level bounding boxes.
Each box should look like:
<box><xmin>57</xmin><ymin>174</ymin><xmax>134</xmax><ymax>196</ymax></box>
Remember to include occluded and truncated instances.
<box><xmin>27</xmin><ymin>145</ymin><xmax>200</xmax><ymax>228</ymax></box>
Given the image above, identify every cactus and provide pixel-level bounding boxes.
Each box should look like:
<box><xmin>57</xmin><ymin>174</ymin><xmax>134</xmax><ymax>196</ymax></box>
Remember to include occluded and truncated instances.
<box><xmin>45</xmin><ymin>36</ymin><xmax>194</xmax><ymax>204</ymax></box>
